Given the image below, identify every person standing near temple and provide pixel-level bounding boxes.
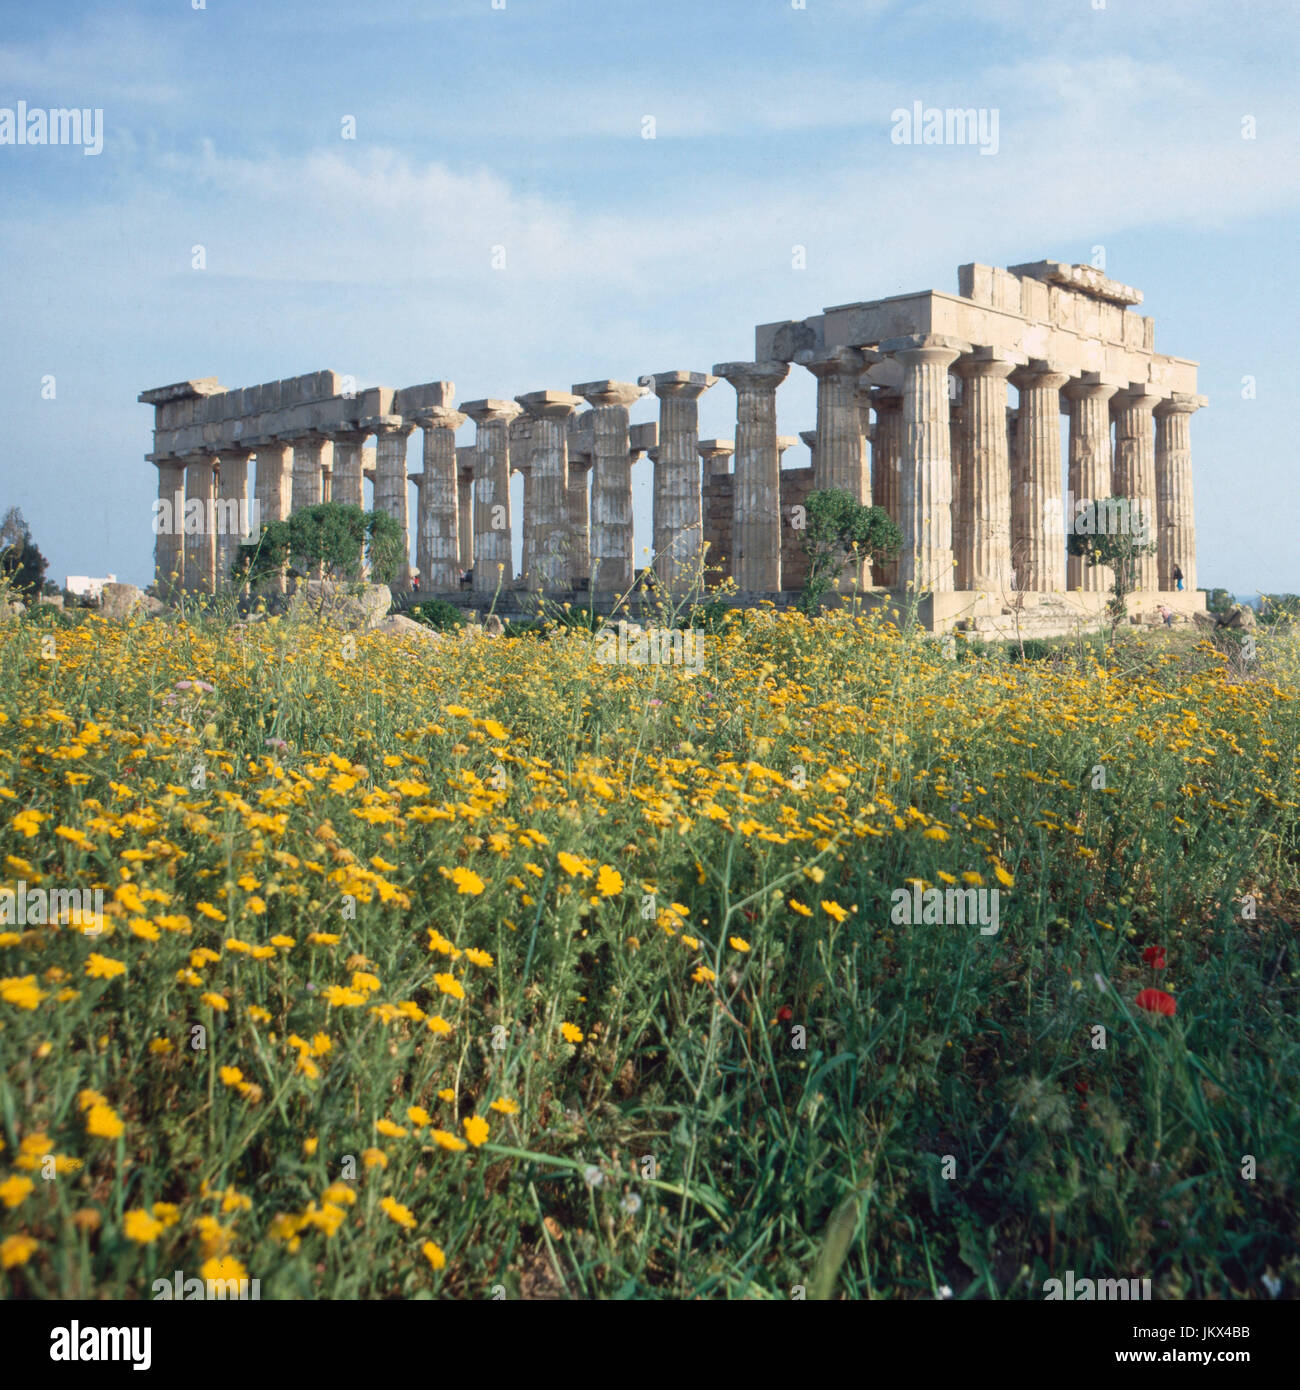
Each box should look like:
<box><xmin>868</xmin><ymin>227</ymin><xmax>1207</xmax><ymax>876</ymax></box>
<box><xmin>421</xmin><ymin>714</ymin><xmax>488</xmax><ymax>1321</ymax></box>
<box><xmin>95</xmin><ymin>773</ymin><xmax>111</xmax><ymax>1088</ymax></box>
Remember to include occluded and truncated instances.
<box><xmin>1172</xmin><ymin>564</ymin><xmax>1184</xmax><ymax>591</ymax></box>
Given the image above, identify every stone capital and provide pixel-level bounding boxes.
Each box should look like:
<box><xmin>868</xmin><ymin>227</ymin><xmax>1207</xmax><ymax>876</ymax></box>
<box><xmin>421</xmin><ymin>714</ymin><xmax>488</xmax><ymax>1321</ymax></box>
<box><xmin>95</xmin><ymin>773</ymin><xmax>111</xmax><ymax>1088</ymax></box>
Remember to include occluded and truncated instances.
<box><xmin>881</xmin><ymin>333</ymin><xmax>971</xmax><ymax>368</ymax></box>
<box><xmin>637</xmin><ymin>370</ymin><xmax>716</xmax><ymax>401</ymax></box>
<box><xmin>1113</xmin><ymin>384</ymin><xmax>1164</xmax><ymax>415</ymax></box>
<box><xmin>1154</xmin><ymin>392</ymin><xmax>1208</xmax><ymax>417</ymax></box>
<box><xmin>954</xmin><ymin>346</ymin><xmax>1021</xmax><ymax>381</ymax></box>
<box><xmin>798</xmin><ymin>430</ymin><xmax>817</xmax><ymax>450</ymax></box>
<box><xmin>361</xmin><ymin>414</ymin><xmax>412</xmax><ymax>436</ymax></box>
<box><xmin>712</xmin><ymin>359</ymin><xmax>790</xmax><ymax>391</ymax></box>
<box><xmin>411</xmin><ymin>407</ymin><xmax>468</xmax><ymax>432</ymax></box>
<box><xmin>319</xmin><ymin>425</ymin><xmax>370</xmax><ymax>446</ymax></box>
<box><xmin>1062</xmin><ymin>372</ymin><xmax>1122</xmax><ymax>404</ymax></box>
<box><xmin>697</xmin><ymin>438</ymin><xmax>735</xmax><ymax>459</ymax></box>
<box><xmin>801</xmin><ymin>345</ymin><xmax>868</xmax><ymax>380</ymax></box>
<box><xmin>574</xmin><ymin>379</ymin><xmax>646</xmax><ymax>408</ymax></box>
<box><xmin>515</xmin><ymin>389</ymin><xmax>584</xmax><ymax>421</ymax></box>
<box><xmin>869</xmin><ymin>387</ymin><xmax>904</xmax><ymax>413</ymax></box>
<box><xmin>462</xmin><ymin>399</ymin><xmax>523</xmax><ymax>426</ymax></box>
<box><xmin>1009</xmin><ymin>360</ymin><xmax>1070</xmax><ymax>392</ymax></box>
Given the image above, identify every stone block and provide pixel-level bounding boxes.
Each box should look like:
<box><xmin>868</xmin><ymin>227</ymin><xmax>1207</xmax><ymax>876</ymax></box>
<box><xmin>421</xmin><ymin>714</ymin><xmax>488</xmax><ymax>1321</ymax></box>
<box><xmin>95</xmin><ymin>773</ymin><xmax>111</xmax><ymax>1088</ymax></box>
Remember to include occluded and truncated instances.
<box><xmin>393</xmin><ymin>381</ymin><xmax>455</xmax><ymax>415</ymax></box>
<box><xmin>1122</xmin><ymin>312</ymin><xmax>1144</xmax><ymax>350</ymax></box>
<box><xmin>957</xmin><ymin>263</ymin><xmax>994</xmax><ymax>304</ymax></box>
<box><xmin>992</xmin><ymin>270</ymin><xmax>1022</xmax><ymax>314</ymax></box>
<box><xmin>1020</xmin><ymin>277</ymin><xmax>1049</xmax><ymax>322</ymax></box>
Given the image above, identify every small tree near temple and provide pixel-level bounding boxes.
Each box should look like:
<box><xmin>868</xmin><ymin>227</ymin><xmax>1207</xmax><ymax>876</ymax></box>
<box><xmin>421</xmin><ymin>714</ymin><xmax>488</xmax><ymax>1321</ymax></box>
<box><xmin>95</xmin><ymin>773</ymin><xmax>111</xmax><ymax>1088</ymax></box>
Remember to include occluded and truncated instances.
<box><xmin>1067</xmin><ymin>497</ymin><xmax>1157</xmax><ymax>637</ymax></box>
<box><xmin>798</xmin><ymin>489</ymin><xmax>901</xmax><ymax>614</ymax></box>
<box><xmin>233</xmin><ymin>504</ymin><xmax>407</xmax><ymax>592</ymax></box>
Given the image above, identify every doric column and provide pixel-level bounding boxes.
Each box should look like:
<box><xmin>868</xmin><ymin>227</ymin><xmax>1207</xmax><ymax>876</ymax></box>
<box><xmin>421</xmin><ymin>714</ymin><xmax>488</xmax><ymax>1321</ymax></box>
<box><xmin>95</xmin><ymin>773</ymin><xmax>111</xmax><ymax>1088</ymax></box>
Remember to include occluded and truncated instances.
<box><xmin>367</xmin><ymin>415</ymin><xmax>415</xmax><ymax>590</ymax></box>
<box><xmin>456</xmin><ymin>447</ymin><xmax>476</xmax><ymax>575</ymax></box>
<box><xmin>1064</xmin><ymin>375</ymin><xmax>1121</xmax><ymax>591</ymax></box>
<box><xmin>1155</xmin><ymin>393</ymin><xmax>1204</xmax><ymax>593</ymax></box>
<box><xmin>698</xmin><ymin>439</ymin><xmax>734</xmax><ymax>481</ymax></box>
<box><xmin>462</xmin><ymin>400</ymin><xmax>520</xmax><ymax>595</ymax></box>
<box><xmin>576</xmin><ymin>380</ymin><xmax>644</xmax><ymax>595</ymax></box>
<box><xmin>290</xmin><ymin>434</ymin><xmax>326</xmax><ymax>512</ymax></box>
<box><xmin>639</xmin><ymin>371</ymin><xmax>715</xmax><ymax>593</ymax></box>
<box><xmin>321</xmin><ymin>428</ymin><xmax>367</xmax><ymax>509</ymax></box>
<box><xmin>255</xmin><ymin>443</ymin><xmax>293</xmax><ymax>525</ymax></box>
<box><xmin>515</xmin><ymin>391</ymin><xmax>583</xmax><ymax>590</ymax></box>
<box><xmin>713</xmin><ymin>360</ymin><xmax>789</xmax><ymax>593</ymax></box>
<box><xmin>954</xmin><ymin>350</ymin><xmax>1016</xmax><ymax>593</ymax></box>
<box><xmin>868</xmin><ymin>388</ymin><xmax>904</xmax><ymax>587</ymax></box>
<box><xmin>804</xmin><ymin>346</ymin><xmax>868</xmax><ymax>499</ymax></box>
<box><xmin>510</xmin><ymin>415</ymin><xmax>534</xmax><ymax>587</ymax></box>
<box><xmin>799</xmin><ymin>429</ymin><xmax>818</xmax><ymax>475</ymax></box>
<box><xmin>949</xmin><ymin>397</ymin><xmax>967</xmax><ymax>589</ymax></box>
<box><xmin>411</xmin><ymin>407</ymin><xmax>466</xmax><ymax>594</ymax></box>
<box><xmin>567</xmin><ymin>452</ymin><xmax>592</xmax><ymax>588</ymax></box>
<box><xmin>883</xmin><ymin>335</ymin><xmax>967</xmax><ymax>593</ymax></box>
<box><xmin>214</xmin><ymin>449</ymin><xmax>252</xmax><ymax>593</ymax></box>
<box><xmin>182</xmin><ymin>454</ymin><xmax>218</xmax><ymax>596</ymax></box>
<box><xmin>152</xmin><ymin>459</ymin><xmax>186</xmax><ymax>598</ymax></box>
<box><xmin>1113</xmin><ymin>386</ymin><xmax>1161</xmax><ymax>591</ymax></box>
<box><xmin>1009</xmin><ymin>361</ymin><xmax>1069</xmax><ymax>592</ymax></box>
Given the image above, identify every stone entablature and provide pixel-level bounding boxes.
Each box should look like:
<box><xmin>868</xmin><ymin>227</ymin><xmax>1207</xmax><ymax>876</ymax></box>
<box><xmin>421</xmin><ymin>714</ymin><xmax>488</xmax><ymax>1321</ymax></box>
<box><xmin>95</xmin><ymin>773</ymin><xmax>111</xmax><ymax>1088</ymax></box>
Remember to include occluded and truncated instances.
<box><xmin>140</xmin><ymin>258</ymin><xmax>1206</xmax><ymax>626</ymax></box>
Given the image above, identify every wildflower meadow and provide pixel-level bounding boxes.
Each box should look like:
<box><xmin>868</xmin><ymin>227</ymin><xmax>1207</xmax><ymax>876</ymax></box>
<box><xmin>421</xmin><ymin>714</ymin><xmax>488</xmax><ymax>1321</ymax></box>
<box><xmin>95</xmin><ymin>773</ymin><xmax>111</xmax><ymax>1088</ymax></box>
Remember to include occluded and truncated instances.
<box><xmin>1</xmin><ymin>602</ymin><xmax>1297</xmax><ymax>1300</ymax></box>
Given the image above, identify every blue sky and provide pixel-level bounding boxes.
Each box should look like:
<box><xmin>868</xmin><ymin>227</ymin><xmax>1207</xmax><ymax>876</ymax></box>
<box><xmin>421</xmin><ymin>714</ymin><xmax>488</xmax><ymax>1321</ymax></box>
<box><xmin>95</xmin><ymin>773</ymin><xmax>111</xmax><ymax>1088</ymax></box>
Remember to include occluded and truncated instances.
<box><xmin>1</xmin><ymin>0</ymin><xmax>1297</xmax><ymax>593</ymax></box>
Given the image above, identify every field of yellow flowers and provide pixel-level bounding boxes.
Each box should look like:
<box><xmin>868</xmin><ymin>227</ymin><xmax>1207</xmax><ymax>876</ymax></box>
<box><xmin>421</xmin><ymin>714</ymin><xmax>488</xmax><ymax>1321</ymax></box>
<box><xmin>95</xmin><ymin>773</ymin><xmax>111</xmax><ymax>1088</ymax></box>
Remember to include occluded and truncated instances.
<box><xmin>1</xmin><ymin>602</ymin><xmax>1298</xmax><ymax>1299</ymax></box>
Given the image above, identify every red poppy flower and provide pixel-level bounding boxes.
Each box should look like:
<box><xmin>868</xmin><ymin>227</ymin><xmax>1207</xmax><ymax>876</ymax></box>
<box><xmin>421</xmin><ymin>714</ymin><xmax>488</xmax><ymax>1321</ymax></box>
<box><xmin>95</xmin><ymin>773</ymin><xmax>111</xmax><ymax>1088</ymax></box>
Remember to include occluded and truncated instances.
<box><xmin>1136</xmin><ymin>988</ymin><xmax>1177</xmax><ymax>1017</ymax></box>
<box><xmin>1141</xmin><ymin>945</ymin><xmax>1167</xmax><ymax>970</ymax></box>
<box><xmin>776</xmin><ymin>1005</ymin><xmax>793</xmax><ymax>1024</ymax></box>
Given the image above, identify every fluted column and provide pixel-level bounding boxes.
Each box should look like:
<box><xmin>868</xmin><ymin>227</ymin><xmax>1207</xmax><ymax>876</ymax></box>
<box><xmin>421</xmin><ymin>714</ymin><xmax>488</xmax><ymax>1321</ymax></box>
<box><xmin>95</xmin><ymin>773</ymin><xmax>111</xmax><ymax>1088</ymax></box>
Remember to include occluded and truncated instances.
<box><xmin>1009</xmin><ymin>362</ymin><xmax>1069</xmax><ymax>592</ymax></box>
<box><xmin>640</xmin><ymin>371</ymin><xmax>715</xmax><ymax>593</ymax></box>
<box><xmin>869</xmin><ymin>389</ymin><xmax>904</xmax><ymax>587</ymax></box>
<box><xmin>576</xmin><ymin>380</ymin><xmax>643</xmax><ymax>595</ymax></box>
<box><xmin>463</xmin><ymin>400</ymin><xmax>520</xmax><ymax>595</ymax></box>
<box><xmin>567</xmin><ymin>453</ymin><xmax>592</xmax><ymax>588</ymax></box>
<box><xmin>369</xmin><ymin>416</ymin><xmax>415</xmax><ymax>591</ymax></box>
<box><xmin>955</xmin><ymin>350</ymin><xmax>1016</xmax><ymax>593</ymax></box>
<box><xmin>714</xmin><ymin>361</ymin><xmax>788</xmax><ymax>593</ymax></box>
<box><xmin>323</xmin><ymin>428</ymin><xmax>367</xmax><ymax>509</ymax></box>
<box><xmin>214</xmin><ymin>449</ymin><xmax>252</xmax><ymax>593</ymax></box>
<box><xmin>805</xmin><ymin>347</ymin><xmax>868</xmax><ymax>499</ymax></box>
<box><xmin>412</xmin><ymin>407</ymin><xmax>466</xmax><ymax>594</ymax></box>
<box><xmin>290</xmin><ymin>435</ymin><xmax>326</xmax><ymax>512</ymax></box>
<box><xmin>1064</xmin><ymin>376</ymin><xmax>1120</xmax><ymax>591</ymax></box>
<box><xmin>152</xmin><ymin>460</ymin><xmax>186</xmax><ymax>598</ymax></box>
<box><xmin>949</xmin><ymin>398</ymin><xmax>967</xmax><ymax>589</ymax></box>
<box><xmin>1113</xmin><ymin>386</ymin><xmax>1161</xmax><ymax>591</ymax></box>
<box><xmin>510</xmin><ymin>416</ymin><xmax>534</xmax><ymax>587</ymax></box>
<box><xmin>516</xmin><ymin>391</ymin><xmax>583</xmax><ymax>590</ymax></box>
<box><xmin>456</xmin><ymin>448</ymin><xmax>475</xmax><ymax>575</ymax></box>
<box><xmin>182</xmin><ymin>454</ymin><xmax>217</xmax><ymax>596</ymax></box>
<box><xmin>1155</xmin><ymin>394</ymin><xmax>1203</xmax><ymax>593</ymax></box>
<box><xmin>885</xmin><ymin>335</ymin><xmax>966</xmax><ymax>593</ymax></box>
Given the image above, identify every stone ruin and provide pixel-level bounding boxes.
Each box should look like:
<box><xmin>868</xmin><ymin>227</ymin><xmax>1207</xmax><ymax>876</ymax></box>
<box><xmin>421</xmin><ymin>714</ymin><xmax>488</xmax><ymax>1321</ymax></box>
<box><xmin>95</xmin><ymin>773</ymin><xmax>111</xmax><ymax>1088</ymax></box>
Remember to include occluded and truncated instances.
<box><xmin>140</xmin><ymin>257</ymin><xmax>1205</xmax><ymax>635</ymax></box>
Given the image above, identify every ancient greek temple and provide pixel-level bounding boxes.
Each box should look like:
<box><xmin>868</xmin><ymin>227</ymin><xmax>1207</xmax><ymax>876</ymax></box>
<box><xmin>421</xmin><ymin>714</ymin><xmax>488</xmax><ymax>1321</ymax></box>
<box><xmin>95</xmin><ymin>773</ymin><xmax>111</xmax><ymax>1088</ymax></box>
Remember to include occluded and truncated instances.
<box><xmin>140</xmin><ymin>257</ymin><xmax>1205</xmax><ymax>634</ymax></box>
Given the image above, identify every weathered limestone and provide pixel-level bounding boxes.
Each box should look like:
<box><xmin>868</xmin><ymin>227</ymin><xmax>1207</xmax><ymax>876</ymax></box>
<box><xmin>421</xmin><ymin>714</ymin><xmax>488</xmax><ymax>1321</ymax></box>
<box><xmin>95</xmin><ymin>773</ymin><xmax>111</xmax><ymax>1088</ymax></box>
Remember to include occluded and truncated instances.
<box><xmin>884</xmin><ymin>335</ymin><xmax>967</xmax><ymax>593</ymax></box>
<box><xmin>949</xmin><ymin>398</ymin><xmax>967</xmax><ymax>589</ymax></box>
<box><xmin>576</xmin><ymin>380</ymin><xmax>643</xmax><ymax>595</ymax></box>
<box><xmin>1112</xmin><ymin>385</ymin><xmax>1162</xmax><ymax>591</ymax></box>
<box><xmin>640</xmin><ymin>371</ymin><xmax>715</xmax><ymax>593</ymax></box>
<box><xmin>151</xmin><ymin>460</ymin><xmax>186</xmax><ymax>596</ymax></box>
<box><xmin>869</xmin><ymin>389</ymin><xmax>904</xmax><ymax>587</ymax></box>
<box><xmin>462</xmin><ymin>400</ymin><xmax>520</xmax><ymax>595</ymax></box>
<box><xmin>413</xmin><ymin>406</ymin><xmax>466</xmax><ymax>593</ymax></box>
<box><xmin>804</xmin><ymin>346</ymin><xmax>870</xmax><ymax>500</ymax></box>
<box><xmin>367</xmin><ymin>416</ymin><xmax>415</xmax><ymax>591</ymax></box>
<box><xmin>954</xmin><ymin>350</ymin><xmax>1017</xmax><ymax>593</ymax></box>
<box><xmin>214</xmin><ymin>449</ymin><xmax>252</xmax><ymax>593</ymax></box>
<box><xmin>714</xmin><ymin>361</ymin><xmax>789</xmax><ymax>592</ymax></box>
<box><xmin>1009</xmin><ymin>362</ymin><xmax>1069</xmax><ymax>592</ymax></box>
<box><xmin>183</xmin><ymin>454</ymin><xmax>217</xmax><ymax>596</ymax></box>
<box><xmin>698</xmin><ymin>439</ymin><xmax>734</xmax><ymax>480</ymax></box>
<box><xmin>515</xmin><ymin>391</ymin><xmax>583</xmax><ymax>589</ymax></box>
<box><xmin>456</xmin><ymin>447</ymin><xmax>475</xmax><ymax>574</ymax></box>
<box><xmin>510</xmin><ymin>416</ymin><xmax>535</xmax><ymax>585</ymax></box>
<box><xmin>1155</xmin><ymin>394</ymin><xmax>1204</xmax><ymax>593</ymax></box>
<box><xmin>322</xmin><ymin>427</ymin><xmax>367</xmax><ymax>509</ymax></box>
<box><xmin>1064</xmin><ymin>375</ymin><xmax>1121</xmax><ymax>591</ymax></box>
<box><xmin>567</xmin><ymin>448</ymin><xmax>592</xmax><ymax>588</ymax></box>
<box><xmin>290</xmin><ymin>434</ymin><xmax>326</xmax><ymax>512</ymax></box>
